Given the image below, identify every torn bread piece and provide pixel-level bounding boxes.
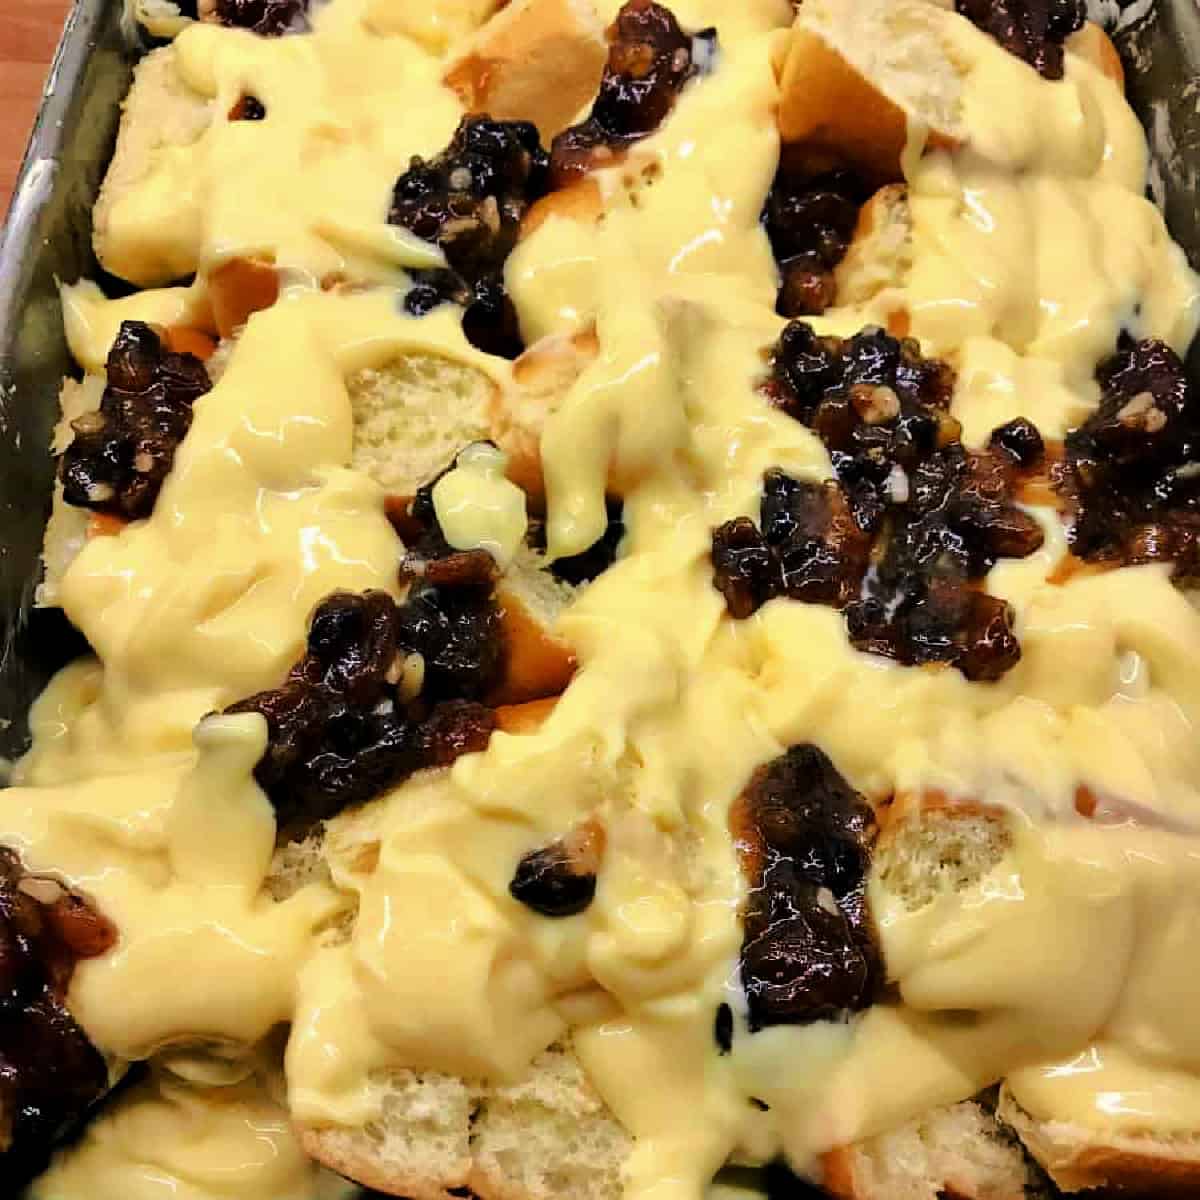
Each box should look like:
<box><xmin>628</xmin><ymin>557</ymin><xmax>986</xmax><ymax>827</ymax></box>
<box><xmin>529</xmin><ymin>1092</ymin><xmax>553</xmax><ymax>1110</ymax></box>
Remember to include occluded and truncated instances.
<box><xmin>775</xmin><ymin>0</ymin><xmax>1123</xmax><ymax>182</ymax></box>
<box><xmin>444</xmin><ymin>0</ymin><xmax>608</xmax><ymax>143</ymax></box>
<box><xmin>833</xmin><ymin>183</ymin><xmax>912</xmax><ymax>322</ymax></box>
<box><xmin>493</xmin><ymin>328</ymin><xmax>599</xmax><ymax>501</ymax></box>
<box><xmin>93</xmin><ymin>46</ymin><xmax>212</xmax><ymax>287</ymax></box>
<box><xmin>823</xmin><ymin>1097</ymin><xmax>1047</xmax><ymax>1200</ymax></box>
<box><xmin>298</xmin><ymin>1040</ymin><xmax>631</xmax><ymax>1200</ymax></box>
<box><xmin>997</xmin><ymin>1088</ymin><xmax>1200</xmax><ymax>1197</ymax></box>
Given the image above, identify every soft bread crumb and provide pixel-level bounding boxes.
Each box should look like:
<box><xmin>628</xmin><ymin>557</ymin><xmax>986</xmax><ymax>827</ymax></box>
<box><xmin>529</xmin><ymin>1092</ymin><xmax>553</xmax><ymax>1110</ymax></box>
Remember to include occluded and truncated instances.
<box><xmin>835</xmin><ymin>184</ymin><xmax>913</xmax><ymax>309</ymax></box>
<box><xmin>826</xmin><ymin>1099</ymin><xmax>1043</xmax><ymax>1200</ymax></box>
<box><xmin>347</xmin><ymin>356</ymin><xmax>496</xmax><ymax>498</ymax></box>
<box><xmin>470</xmin><ymin>1044</ymin><xmax>632</xmax><ymax>1200</ymax></box>
<box><xmin>875</xmin><ymin>806</ymin><xmax>1011</xmax><ymax>912</ymax></box>
<box><xmin>301</xmin><ymin>1070</ymin><xmax>477</xmax><ymax>1200</ymax></box>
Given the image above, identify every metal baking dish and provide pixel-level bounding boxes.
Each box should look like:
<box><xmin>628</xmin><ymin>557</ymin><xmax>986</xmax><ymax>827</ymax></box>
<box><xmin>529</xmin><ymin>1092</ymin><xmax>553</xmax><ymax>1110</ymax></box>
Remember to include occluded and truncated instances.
<box><xmin>0</xmin><ymin>4</ymin><xmax>1196</xmax><ymax>734</ymax></box>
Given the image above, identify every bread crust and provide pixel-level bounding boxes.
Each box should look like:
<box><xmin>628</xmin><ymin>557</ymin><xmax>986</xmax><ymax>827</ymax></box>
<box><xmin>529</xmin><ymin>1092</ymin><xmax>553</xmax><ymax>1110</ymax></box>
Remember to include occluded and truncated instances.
<box><xmin>999</xmin><ymin>1088</ymin><xmax>1200</xmax><ymax>1196</ymax></box>
<box><xmin>776</xmin><ymin>26</ymin><xmax>916</xmax><ymax>185</ymax></box>
<box><xmin>208</xmin><ymin>257</ymin><xmax>281</xmax><ymax>339</ymax></box>
<box><xmin>492</xmin><ymin>328</ymin><xmax>599</xmax><ymax>502</ymax></box>
<box><xmin>444</xmin><ymin>0</ymin><xmax>608</xmax><ymax>142</ymax></box>
<box><xmin>491</xmin><ymin>583</ymin><xmax>577</xmax><ymax>706</ymax></box>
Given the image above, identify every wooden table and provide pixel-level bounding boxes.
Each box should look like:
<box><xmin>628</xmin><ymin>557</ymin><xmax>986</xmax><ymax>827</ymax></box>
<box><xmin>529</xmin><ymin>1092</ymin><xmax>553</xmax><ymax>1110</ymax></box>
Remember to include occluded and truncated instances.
<box><xmin>2</xmin><ymin>0</ymin><xmax>74</xmax><ymax>219</ymax></box>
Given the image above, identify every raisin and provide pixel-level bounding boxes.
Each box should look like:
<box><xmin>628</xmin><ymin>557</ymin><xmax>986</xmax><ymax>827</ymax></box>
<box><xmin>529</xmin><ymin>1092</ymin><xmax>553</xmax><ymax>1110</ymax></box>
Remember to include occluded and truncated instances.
<box><xmin>396</xmin><ymin>585</ymin><xmax>504</xmax><ymax>703</ymax></box>
<box><xmin>212</xmin><ymin>0</ymin><xmax>308</xmax><ymax>35</ymax></box>
<box><xmin>228</xmin><ymin>95</ymin><xmax>266</xmax><ymax>121</ymax></box>
<box><xmin>549</xmin><ymin>0</ymin><xmax>717</xmax><ymax>188</ymax></box>
<box><xmin>989</xmin><ymin>417</ymin><xmax>1045</xmax><ymax>468</ymax></box>
<box><xmin>955</xmin><ymin>0</ymin><xmax>1085</xmax><ymax>80</ymax></box>
<box><xmin>763</xmin><ymin>158</ymin><xmax>868</xmax><ymax>318</ymax></box>
<box><xmin>418</xmin><ymin>700</ymin><xmax>497</xmax><ymax>767</ymax></box>
<box><xmin>732</xmin><ymin>746</ymin><xmax>881</xmax><ymax>1031</ymax></box>
<box><xmin>714</xmin><ymin>1002</ymin><xmax>734</xmax><ymax>1054</ymax></box>
<box><xmin>510</xmin><ymin>838</ymin><xmax>598</xmax><ymax>917</ymax></box>
<box><xmin>711</xmin><ymin>516</ymin><xmax>778</xmax><ymax>619</ymax></box>
<box><xmin>1059</xmin><ymin>338</ymin><xmax>1200</xmax><ymax>578</ymax></box>
<box><xmin>391</xmin><ymin>117</ymin><xmax>549</xmax><ymax>359</ymax></box>
<box><xmin>60</xmin><ymin>321</ymin><xmax>211</xmax><ymax>520</ymax></box>
<box><xmin>0</xmin><ymin>849</ymin><xmax>115</xmax><ymax>1180</ymax></box>
<box><xmin>713</xmin><ymin>322</ymin><xmax>1042</xmax><ymax>681</ymax></box>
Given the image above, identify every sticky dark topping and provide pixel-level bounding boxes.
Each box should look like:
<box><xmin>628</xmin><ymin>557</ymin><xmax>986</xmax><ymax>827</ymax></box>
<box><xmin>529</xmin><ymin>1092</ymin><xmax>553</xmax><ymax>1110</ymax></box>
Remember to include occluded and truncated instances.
<box><xmin>955</xmin><ymin>0</ymin><xmax>1085</xmax><ymax>80</ymax></box>
<box><xmin>526</xmin><ymin>500</ymin><xmax>627</xmax><ymax>586</ymax></box>
<box><xmin>226</xmin><ymin>583</ymin><xmax>501</xmax><ymax>828</ymax></box>
<box><xmin>763</xmin><ymin>156</ymin><xmax>869</xmax><ymax>319</ymax></box>
<box><xmin>229</xmin><ymin>94</ymin><xmax>267</xmax><ymax>121</ymax></box>
<box><xmin>212</xmin><ymin>0</ymin><xmax>309</xmax><ymax>36</ymax></box>
<box><xmin>1058</xmin><ymin>337</ymin><xmax>1200</xmax><ymax>578</ymax></box>
<box><xmin>732</xmin><ymin>745</ymin><xmax>881</xmax><ymax>1030</ymax></box>
<box><xmin>509</xmin><ymin>824</ymin><xmax>603</xmax><ymax>918</ymax></box>
<box><xmin>711</xmin><ymin>322</ymin><xmax>1043</xmax><ymax>681</ymax></box>
<box><xmin>390</xmin><ymin>116</ymin><xmax>550</xmax><ymax>359</ymax></box>
<box><xmin>549</xmin><ymin>0</ymin><xmax>717</xmax><ymax>189</ymax></box>
<box><xmin>60</xmin><ymin>320</ymin><xmax>211</xmax><ymax>521</ymax></box>
<box><xmin>0</xmin><ymin>848</ymin><xmax>115</xmax><ymax>1181</ymax></box>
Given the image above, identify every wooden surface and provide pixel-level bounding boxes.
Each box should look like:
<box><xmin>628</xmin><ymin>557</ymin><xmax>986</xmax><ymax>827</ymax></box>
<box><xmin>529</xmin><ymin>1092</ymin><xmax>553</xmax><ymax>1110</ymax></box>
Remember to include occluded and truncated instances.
<box><xmin>1</xmin><ymin>0</ymin><xmax>74</xmax><ymax>219</ymax></box>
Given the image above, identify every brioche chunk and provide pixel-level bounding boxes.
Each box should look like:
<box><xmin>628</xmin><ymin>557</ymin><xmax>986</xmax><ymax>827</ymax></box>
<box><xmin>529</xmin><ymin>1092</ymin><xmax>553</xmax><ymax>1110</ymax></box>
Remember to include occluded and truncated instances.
<box><xmin>93</xmin><ymin>47</ymin><xmax>212</xmax><ymax>286</ymax></box>
<box><xmin>825</xmin><ymin>1098</ymin><xmax>1044</xmax><ymax>1200</ymax></box>
<box><xmin>300</xmin><ymin>1042</ymin><xmax>630</xmax><ymax>1200</ymax></box>
<box><xmin>445</xmin><ymin>0</ymin><xmax>609</xmax><ymax>142</ymax></box>
<box><xmin>776</xmin><ymin>0</ymin><xmax>967</xmax><ymax>181</ymax></box>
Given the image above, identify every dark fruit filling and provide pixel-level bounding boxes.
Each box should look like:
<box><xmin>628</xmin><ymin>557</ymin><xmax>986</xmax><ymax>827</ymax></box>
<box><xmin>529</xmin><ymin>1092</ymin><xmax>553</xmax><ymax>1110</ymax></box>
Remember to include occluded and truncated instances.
<box><xmin>549</xmin><ymin>0</ymin><xmax>717</xmax><ymax>188</ymax></box>
<box><xmin>212</xmin><ymin>0</ymin><xmax>309</xmax><ymax>36</ymax></box>
<box><xmin>711</xmin><ymin>323</ymin><xmax>1044</xmax><ymax>681</ymax></box>
<box><xmin>60</xmin><ymin>320</ymin><xmax>211</xmax><ymax>521</ymax></box>
<box><xmin>955</xmin><ymin>0</ymin><xmax>1085</xmax><ymax>80</ymax></box>
<box><xmin>226</xmin><ymin>582</ymin><xmax>502</xmax><ymax>828</ymax></box>
<box><xmin>732</xmin><ymin>745</ymin><xmax>881</xmax><ymax>1030</ymax></box>
<box><xmin>390</xmin><ymin>116</ymin><xmax>550</xmax><ymax>359</ymax></box>
<box><xmin>0</xmin><ymin>848</ymin><xmax>116</xmax><ymax>1182</ymax></box>
<box><xmin>1058</xmin><ymin>337</ymin><xmax>1200</xmax><ymax>578</ymax></box>
<box><xmin>762</xmin><ymin>156</ymin><xmax>869</xmax><ymax>319</ymax></box>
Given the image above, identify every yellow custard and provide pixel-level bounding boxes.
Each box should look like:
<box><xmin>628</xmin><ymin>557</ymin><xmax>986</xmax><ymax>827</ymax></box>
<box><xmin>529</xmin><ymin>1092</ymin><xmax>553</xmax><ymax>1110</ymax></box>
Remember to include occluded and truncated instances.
<box><xmin>12</xmin><ymin>0</ymin><xmax>1200</xmax><ymax>1196</ymax></box>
